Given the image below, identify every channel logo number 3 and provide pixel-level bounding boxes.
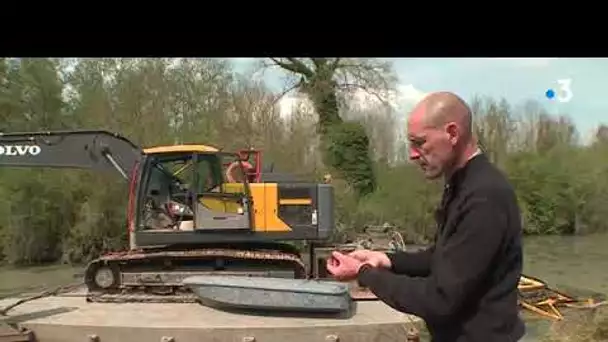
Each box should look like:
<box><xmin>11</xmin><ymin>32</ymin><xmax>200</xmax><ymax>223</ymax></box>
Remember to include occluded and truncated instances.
<box><xmin>546</xmin><ymin>79</ymin><xmax>573</xmax><ymax>103</ymax></box>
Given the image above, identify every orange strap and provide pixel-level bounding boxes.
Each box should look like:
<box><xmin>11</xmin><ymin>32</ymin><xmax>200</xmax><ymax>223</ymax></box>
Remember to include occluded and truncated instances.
<box><xmin>225</xmin><ymin>161</ymin><xmax>252</xmax><ymax>183</ymax></box>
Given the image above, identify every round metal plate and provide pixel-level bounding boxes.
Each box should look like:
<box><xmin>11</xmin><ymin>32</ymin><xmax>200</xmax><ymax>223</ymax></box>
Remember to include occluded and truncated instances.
<box><xmin>94</xmin><ymin>267</ymin><xmax>115</xmax><ymax>289</ymax></box>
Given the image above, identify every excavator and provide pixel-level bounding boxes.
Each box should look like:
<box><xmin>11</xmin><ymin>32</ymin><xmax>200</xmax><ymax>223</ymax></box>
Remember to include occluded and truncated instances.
<box><xmin>0</xmin><ymin>130</ymin><xmax>334</xmax><ymax>303</ymax></box>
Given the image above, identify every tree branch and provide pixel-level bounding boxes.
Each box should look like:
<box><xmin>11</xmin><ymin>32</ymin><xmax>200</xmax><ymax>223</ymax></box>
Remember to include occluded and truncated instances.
<box><xmin>311</xmin><ymin>58</ymin><xmax>327</xmax><ymax>70</ymax></box>
<box><xmin>338</xmin><ymin>83</ymin><xmax>391</xmax><ymax>107</ymax></box>
<box><xmin>272</xmin><ymin>80</ymin><xmax>303</xmax><ymax>106</ymax></box>
<box><xmin>270</xmin><ymin>57</ymin><xmax>397</xmax><ymax>108</ymax></box>
<box><xmin>330</xmin><ymin>58</ymin><xmax>342</xmax><ymax>71</ymax></box>
<box><xmin>270</xmin><ymin>58</ymin><xmax>314</xmax><ymax>78</ymax></box>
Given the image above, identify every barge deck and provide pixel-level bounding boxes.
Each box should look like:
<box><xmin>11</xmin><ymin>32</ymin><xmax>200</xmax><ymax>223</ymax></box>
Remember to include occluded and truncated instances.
<box><xmin>0</xmin><ymin>287</ymin><xmax>422</xmax><ymax>342</ymax></box>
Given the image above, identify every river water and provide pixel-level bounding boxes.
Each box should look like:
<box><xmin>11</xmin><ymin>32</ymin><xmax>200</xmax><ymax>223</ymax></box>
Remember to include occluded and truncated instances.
<box><xmin>519</xmin><ymin>233</ymin><xmax>608</xmax><ymax>341</ymax></box>
<box><xmin>522</xmin><ymin>233</ymin><xmax>608</xmax><ymax>295</ymax></box>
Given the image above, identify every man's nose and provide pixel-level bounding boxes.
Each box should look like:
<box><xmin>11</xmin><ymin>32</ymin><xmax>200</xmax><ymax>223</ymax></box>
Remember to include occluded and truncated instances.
<box><xmin>408</xmin><ymin>146</ymin><xmax>420</xmax><ymax>160</ymax></box>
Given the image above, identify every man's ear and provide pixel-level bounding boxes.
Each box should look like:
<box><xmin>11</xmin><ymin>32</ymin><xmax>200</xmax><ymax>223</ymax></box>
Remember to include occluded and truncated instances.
<box><xmin>445</xmin><ymin>122</ymin><xmax>459</xmax><ymax>145</ymax></box>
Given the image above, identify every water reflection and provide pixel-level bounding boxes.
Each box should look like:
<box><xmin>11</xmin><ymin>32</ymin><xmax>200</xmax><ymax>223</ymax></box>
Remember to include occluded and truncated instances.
<box><xmin>521</xmin><ymin>233</ymin><xmax>608</xmax><ymax>341</ymax></box>
<box><xmin>523</xmin><ymin>233</ymin><xmax>608</xmax><ymax>295</ymax></box>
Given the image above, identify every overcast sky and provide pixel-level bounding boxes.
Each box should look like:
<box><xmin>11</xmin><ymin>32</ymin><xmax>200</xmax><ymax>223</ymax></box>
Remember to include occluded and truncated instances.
<box><xmin>229</xmin><ymin>58</ymin><xmax>608</xmax><ymax>142</ymax></box>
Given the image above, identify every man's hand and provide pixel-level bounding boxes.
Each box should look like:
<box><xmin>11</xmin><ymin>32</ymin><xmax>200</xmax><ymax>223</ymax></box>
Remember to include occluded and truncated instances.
<box><xmin>326</xmin><ymin>251</ymin><xmax>367</xmax><ymax>282</ymax></box>
<box><xmin>348</xmin><ymin>249</ymin><xmax>392</xmax><ymax>269</ymax></box>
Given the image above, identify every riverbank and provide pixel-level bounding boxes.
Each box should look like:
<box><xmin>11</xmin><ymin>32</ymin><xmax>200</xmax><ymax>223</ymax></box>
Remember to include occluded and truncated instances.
<box><xmin>0</xmin><ymin>264</ymin><xmax>83</xmax><ymax>299</ymax></box>
<box><xmin>3</xmin><ymin>233</ymin><xmax>608</xmax><ymax>299</ymax></box>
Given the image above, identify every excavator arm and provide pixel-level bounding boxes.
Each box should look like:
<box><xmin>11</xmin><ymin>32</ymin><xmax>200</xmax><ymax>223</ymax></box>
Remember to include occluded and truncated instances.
<box><xmin>0</xmin><ymin>130</ymin><xmax>144</xmax><ymax>179</ymax></box>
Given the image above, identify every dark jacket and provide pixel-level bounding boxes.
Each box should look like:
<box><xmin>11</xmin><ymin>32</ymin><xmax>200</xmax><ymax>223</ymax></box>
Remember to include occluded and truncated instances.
<box><xmin>358</xmin><ymin>153</ymin><xmax>525</xmax><ymax>342</ymax></box>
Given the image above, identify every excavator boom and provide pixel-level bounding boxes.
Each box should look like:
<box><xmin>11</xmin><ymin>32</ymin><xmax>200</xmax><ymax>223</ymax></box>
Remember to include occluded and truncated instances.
<box><xmin>0</xmin><ymin>130</ymin><xmax>143</xmax><ymax>179</ymax></box>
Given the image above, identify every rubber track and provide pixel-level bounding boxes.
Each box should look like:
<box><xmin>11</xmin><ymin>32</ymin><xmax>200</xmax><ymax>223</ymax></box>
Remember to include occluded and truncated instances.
<box><xmin>85</xmin><ymin>248</ymin><xmax>307</xmax><ymax>304</ymax></box>
<box><xmin>95</xmin><ymin>248</ymin><xmax>306</xmax><ymax>263</ymax></box>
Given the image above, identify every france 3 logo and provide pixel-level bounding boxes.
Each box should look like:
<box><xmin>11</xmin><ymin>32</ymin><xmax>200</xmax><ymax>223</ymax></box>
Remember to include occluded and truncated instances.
<box><xmin>545</xmin><ymin>79</ymin><xmax>573</xmax><ymax>103</ymax></box>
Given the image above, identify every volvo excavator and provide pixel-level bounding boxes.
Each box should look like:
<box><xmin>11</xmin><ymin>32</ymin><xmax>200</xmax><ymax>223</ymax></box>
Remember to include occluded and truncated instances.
<box><xmin>0</xmin><ymin>130</ymin><xmax>334</xmax><ymax>303</ymax></box>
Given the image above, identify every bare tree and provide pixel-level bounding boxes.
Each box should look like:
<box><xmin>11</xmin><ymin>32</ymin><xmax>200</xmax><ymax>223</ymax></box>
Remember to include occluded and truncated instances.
<box><xmin>594</xmin><ymin>124</ymin><xmax>608</xmax><ymax>146</ymax></box>
<box><xmin>261</xmin><ymin>58</ymin><xmax>397</xmax><ymax>197</ymax></box>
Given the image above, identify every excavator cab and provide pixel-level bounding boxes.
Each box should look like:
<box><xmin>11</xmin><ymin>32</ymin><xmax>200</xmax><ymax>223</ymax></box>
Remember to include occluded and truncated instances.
<box><xmin>140</xmin><ymin>150</ymin><xmax>253</xmax><ymax>233</ymax></box>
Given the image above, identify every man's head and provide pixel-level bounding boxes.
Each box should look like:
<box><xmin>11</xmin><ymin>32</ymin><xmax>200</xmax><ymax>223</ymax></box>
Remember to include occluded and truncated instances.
<box><xmin>406</xmin><ymin>91</ymin><xmax>476</xmax><ymax>180</ymax></box>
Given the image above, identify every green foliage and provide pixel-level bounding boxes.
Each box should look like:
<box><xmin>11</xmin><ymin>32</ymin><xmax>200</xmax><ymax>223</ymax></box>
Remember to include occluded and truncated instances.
<box><xmin>1</xmin><ymin>171</ymin><xmax>73</xmax><ymax>265</ymax></box>
<box><xmin>61</xmin><ymin>176</ymin><xmax>128</xmax><ymax>264</ymax></box>
<box><xmin>507</xmin><ymin>150</ymin><xmax>578</xmax><ymax>234</ymax></box>
<box><xmin>332</xmin><ymin>163</ymin><xmax>440</xmax><ymax>244</ymax></box>
<box><xmin>324</xmin><ymin>121</ymin><xmax>376</xmax><ymax>197</ymax></box>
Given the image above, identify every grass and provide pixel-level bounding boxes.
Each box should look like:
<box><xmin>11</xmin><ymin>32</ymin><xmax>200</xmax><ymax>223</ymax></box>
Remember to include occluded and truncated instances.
<box><xmin>541</xmin><ymin>306</ymin><xmax>608</xmax><ymax>342</ymax></box>
<box><xmin>0</xmin><ymin>263</ymin><xmax>83</xmax><ymax>299</ymax></box>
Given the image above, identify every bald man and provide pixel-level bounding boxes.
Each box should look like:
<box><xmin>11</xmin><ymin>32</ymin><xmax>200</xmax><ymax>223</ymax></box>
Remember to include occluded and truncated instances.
<box><xmin>327</xmin><ymin>92</ymin><xmax>525</xmax><ymax>342</ymax></box>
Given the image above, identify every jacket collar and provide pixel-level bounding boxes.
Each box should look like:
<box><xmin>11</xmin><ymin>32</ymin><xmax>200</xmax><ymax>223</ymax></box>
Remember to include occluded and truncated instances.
<box><xmin>446</xmin><ymin>150</ymin><xmax>486</xmax><ymax>190</ymax></box>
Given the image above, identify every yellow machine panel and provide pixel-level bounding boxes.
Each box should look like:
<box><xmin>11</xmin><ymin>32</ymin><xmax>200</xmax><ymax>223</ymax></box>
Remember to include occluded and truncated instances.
<box><xmin>250</xmin><ymin>183</ymin><xmax>290</xmax><ymax>232</ymax></box>
<box><xmin>143</xmin><ymin>144</ymin><xmax>219</xmax><ymax>154</ymax></box>
<box><xmin>248</xmin><ymin>183</ymin><xmax>267</xmax><ymax>231</ymax></box>
<box><xmin>198</xmin><ymin>183</ymin><xmax>291</xmax><ymax>233</ymax></box>
<box><xmin>199</xmin><ymin>183</ymin><xmax>245</xmax><ymax>213</ymax></box>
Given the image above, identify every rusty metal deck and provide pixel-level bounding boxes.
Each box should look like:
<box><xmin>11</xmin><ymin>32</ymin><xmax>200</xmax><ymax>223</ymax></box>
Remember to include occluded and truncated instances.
<box><xmin>0</xmin><ymin>288</ymin><xmax>422</xmax><ymax>342</ymax></box>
